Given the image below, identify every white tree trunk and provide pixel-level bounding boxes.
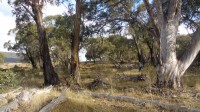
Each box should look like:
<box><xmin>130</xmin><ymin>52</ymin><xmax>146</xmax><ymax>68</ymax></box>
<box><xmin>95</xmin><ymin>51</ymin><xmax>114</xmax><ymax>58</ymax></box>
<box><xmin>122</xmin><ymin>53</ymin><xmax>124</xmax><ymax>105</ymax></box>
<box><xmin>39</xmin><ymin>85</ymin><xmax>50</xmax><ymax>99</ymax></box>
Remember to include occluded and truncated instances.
<box><xmin>158</xmin><ymin>26</ymin><xmax>200</xmax><ymax>88</ymax></box>
<box><xmin>157</xmin><ymin>19</ymin><xmax>179</xmax><ymax>87</ymax></box>
<box><xmin>144</xmin><ymin>0</ymin><xmax>200</xmax><ymax>88</ymax></box>
<box><xmin>150</xmin><ymin>0</ymin><xmax>200</xmax><ymax>88</ymax></box>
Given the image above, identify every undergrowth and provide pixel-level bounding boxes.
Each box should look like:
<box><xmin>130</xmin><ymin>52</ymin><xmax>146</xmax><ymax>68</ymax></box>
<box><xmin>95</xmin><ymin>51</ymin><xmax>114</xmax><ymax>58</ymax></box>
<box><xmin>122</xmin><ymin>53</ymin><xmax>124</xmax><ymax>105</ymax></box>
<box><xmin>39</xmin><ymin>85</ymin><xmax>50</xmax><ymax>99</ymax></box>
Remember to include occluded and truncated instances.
<box><xmin>0</xmin><ymin>70</ymin><xmax>19</xmax><ymax>93</ymax></box>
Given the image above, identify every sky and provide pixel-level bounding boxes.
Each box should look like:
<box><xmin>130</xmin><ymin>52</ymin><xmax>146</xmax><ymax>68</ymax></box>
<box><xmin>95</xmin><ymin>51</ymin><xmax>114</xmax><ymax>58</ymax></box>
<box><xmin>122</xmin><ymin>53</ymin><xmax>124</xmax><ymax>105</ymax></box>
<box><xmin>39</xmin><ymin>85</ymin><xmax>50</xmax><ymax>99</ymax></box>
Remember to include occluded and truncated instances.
<box><xmin>0</xmin><ymin>0</ymin><xmax>193</xmax><ymax>61</ymax></box>
<box><xmin>0</xmin><ymin>0</ymin><xmax>68</xmax><ymax>50</ymax></box>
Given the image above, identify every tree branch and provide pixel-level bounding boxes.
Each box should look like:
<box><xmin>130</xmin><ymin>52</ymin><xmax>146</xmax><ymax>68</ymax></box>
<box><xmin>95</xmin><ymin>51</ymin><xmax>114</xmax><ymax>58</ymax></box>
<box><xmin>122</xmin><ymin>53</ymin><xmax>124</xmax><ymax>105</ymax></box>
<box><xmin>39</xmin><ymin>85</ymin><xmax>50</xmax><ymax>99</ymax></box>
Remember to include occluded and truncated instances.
<box><xmin>179</xmin><ymin>27</ymin><xmax>200</xmax><ymax>76</ymax></box>
<box><xmin>167</xmin><ymin>0</ymin><xmax>180</xmax><ymax>21</ymax></box>
<box><xmin>143</xmin><ymin>0</ymin><xmax>156</xmax><ymax>22</ymax></box>
<box><xmin>143</xmin><ymin>0</ymin><xmax>160</xmax><ymax>39</ymax></box>
<box><xmin>154</xmin><ymin>0</ymin><xmax>164</xmax><ymax>26</ymax></box>
<box><xmin>21</xmin><ymin>4</ymin><xmax>35</xmax><ymax>19</ymax></box>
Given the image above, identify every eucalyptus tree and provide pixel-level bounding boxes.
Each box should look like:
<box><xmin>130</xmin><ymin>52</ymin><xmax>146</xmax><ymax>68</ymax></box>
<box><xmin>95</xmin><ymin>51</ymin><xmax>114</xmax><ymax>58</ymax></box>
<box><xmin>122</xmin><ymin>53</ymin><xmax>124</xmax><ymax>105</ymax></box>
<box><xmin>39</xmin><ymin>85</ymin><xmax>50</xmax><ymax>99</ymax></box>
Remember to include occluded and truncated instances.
<box><xmin>44</xmin><ymin>15</ymin><xmax>73</xmax><ymax>71</ymax></box>
<box><xmin>69</xmin><ymin>0</ymin><xmax>82</xmax><ymax>85</ymax></box>
<box><xmin>83</xmin><ymin>0</ymin><xmax>200</xmax><ymax>88</ymax></box>
<box><xmin>143</xmin><ymin>0</ymin><xmax>200</xmax><ymax>88</ymax></box>
<box><xmin>84</xmin><ymin>37</ymin><xmax>115</xmax><ymax>63</ymax></box>
<box><xmin>82</xmin><ymin>0</ymin><xmax>135</xmax><ymax>36</ymax></box>
<box><xmin>107</xmin><ymin>35</ymin><xmax>136</xmax><ymax>63</ymax></box>
<box><xmin>83</xmin><ymin>0</ymin><xmax>159</xmax><ymax>66</ymax></box>
<box><xmin>5</xmin><ymin>23</ymin><xmax>40</xmax><ymax>69</ymax></box>
<box><xmin>8</xmin><ymin>0</ymin><xmax>59</xmax><ymax>85</ymax></box>
<box><xmin>84</xmin><ymin>37</ymin><xmax>103</xmax><ymax>63</ymax></box>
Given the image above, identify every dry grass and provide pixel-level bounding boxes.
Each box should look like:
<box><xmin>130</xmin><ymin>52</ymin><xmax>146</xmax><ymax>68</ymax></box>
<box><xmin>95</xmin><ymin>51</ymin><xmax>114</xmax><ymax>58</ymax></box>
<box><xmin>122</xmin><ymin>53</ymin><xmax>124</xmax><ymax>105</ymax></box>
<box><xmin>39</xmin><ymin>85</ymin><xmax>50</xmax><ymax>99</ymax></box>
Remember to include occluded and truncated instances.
<box><xmin>17</xmin><ymin>89</ymin><xmax>60</xmax><ymax>112</ymax></box>
<box><xmin>0</xmin><ymin>62</ymin><xmax>200</xmax><ymax>111</ymax></box>
<box><xmin>0</xmin><ymin>63</ymin><xmax>31</xmax><ymax>69</ymax></box>
<box><xmin>52</xmin><ymin>89</ymin><xmax>163</xmax><ymax>112</ymax></box>
<box><xmin>0</xmin><ymin>99</ymin><xmax>7</xmax><ymax>107</ymax></box>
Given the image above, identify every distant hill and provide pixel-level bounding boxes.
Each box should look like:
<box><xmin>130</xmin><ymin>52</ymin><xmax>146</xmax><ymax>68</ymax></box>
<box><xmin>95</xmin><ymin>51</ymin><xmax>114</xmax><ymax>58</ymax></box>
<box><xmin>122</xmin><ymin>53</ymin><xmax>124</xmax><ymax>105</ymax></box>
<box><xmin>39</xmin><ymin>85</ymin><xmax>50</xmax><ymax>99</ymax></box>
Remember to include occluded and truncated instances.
<box><xmin>0</xmin><ymin>52</ymin><xmax>24</xmax><ymax>63</ymax></box>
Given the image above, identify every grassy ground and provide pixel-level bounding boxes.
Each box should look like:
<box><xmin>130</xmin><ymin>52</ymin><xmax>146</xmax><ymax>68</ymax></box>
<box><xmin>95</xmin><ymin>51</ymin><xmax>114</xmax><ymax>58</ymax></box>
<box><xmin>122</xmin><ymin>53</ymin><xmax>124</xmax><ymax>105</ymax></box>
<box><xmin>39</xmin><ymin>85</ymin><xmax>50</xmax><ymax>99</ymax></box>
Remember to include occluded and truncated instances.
<box><xmin>0</xmin><ymin>62</ymin><xmax>200</xmax><ymax>111</ymax></box>
<box><xmin>52</xmin><ymin>89</ymin><xmax>166</xmax><ymax>112</ymax></box>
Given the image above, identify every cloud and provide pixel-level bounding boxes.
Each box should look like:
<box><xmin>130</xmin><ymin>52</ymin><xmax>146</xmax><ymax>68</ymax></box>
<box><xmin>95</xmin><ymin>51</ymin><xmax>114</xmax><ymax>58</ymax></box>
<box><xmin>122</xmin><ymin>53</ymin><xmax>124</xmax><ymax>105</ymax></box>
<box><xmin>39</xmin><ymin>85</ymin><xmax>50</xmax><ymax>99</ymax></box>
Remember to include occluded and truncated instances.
<box><xmin>0</xmin><ymin>1</ymin><xmax>16</xmax><ymax>52</ymax></box>
<box><xmin>43</xmin><ymin>3</ymin><xmax>68</xmax><ymax>17</ymax></box>
<box><xmin>0</xmin><ymin>34</ymin><xmax>15</xmax><ymax>52</ymax></box>
<box><xmin>0</xmin><ymin>12</ymin><xmax>15</xmax><ymax>34</ymax></box>
<box><xmin>178</xmin><ymin>24</ymin><xmax>193</xmax><ymax>35</ymax></box>
<box><xmin>0</xmin><ymin>0</ymin><xmax>13</xmax><ymax>16</ymax></box>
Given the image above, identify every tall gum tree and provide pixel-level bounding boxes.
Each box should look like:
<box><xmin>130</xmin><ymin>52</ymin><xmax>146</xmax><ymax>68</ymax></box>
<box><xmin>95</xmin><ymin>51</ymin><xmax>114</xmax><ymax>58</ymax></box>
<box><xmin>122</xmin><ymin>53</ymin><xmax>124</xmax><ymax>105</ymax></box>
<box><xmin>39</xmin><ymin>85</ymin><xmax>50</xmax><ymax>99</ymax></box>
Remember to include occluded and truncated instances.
<box><xmin>144</xmin><ymin>0</ymin><xmax>200</xmax><ymax>88</ymax></box>
<box><xmin>70</xmin><ymin>0</ymin><xmax>81</xmax><ymax>85</ymax></box>
<box><xmin>9</xmin><ymin>0</ymin><xmax>59</xmax><ymax>85</ymax></box>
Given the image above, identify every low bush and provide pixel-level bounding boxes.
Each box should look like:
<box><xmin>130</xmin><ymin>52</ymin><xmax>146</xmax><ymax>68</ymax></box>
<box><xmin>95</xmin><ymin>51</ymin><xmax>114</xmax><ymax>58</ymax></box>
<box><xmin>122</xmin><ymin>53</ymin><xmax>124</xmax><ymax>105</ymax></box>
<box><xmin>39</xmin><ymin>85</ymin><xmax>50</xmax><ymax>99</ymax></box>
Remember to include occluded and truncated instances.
<box><xmin>0</xmin><ymin>70</ymin><xmax>19</xmax><ymax>88</ymax></box>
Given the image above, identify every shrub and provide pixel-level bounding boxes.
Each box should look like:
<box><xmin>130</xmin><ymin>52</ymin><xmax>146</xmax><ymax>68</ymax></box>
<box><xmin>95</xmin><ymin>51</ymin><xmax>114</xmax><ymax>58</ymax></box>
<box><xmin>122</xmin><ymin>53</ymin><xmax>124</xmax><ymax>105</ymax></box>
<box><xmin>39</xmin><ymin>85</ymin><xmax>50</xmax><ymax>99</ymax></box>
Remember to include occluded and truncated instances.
<box><xmin>0</xmin><ymin>70</ymin><xmax>19</xmax><ymax>88</ymax></box>
<box><xmin>0</xmin><ymin>53</ymin><xmax>4</xmax><ymax>63</ymax></box>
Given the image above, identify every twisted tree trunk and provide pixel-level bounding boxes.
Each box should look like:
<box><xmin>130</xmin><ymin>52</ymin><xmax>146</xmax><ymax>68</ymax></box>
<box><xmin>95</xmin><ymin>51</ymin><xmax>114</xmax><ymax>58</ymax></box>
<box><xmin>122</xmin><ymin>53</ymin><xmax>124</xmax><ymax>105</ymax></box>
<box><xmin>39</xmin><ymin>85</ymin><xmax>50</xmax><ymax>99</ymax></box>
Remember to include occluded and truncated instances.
<box><xmin>31</xmin><ymin>0</ymin><xmax>59</xmax><ymax>85</ymax></box>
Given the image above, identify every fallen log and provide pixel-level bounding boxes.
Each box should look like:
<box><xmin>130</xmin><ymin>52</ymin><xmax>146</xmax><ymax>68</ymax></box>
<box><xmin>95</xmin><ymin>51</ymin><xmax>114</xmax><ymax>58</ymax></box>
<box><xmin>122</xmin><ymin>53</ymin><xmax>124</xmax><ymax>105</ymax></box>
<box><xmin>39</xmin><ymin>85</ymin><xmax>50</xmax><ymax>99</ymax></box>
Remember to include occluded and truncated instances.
<box><xmin>16</xmin><ymin>86</ymin><xmax>53</xmax><ymax>103</ymax></box>
<box><xmin>0</xmin><ymin>87</ymin><xmax>23</xmax><ymax>111</ymax></box>
<box><xmin>39</xmin><ymin>94</ymin><xmax>66</xmax><ymax>112</ymax></box>
<box><xmin>88</xmin><ymin>93</ymin><xmax>200</xmax><ymax>112</ymax></box>
<box><xmin>0</xmin><ymin>86</ymin><xmax>53</xmax><ymax>112</ymax></box>
<box><xmin>0</xmin><ymin>87</ymin><xmax>22</xmax><ymax>98</ymax></box>
<box><xmin>0</xmin><ymin>99</ymin><xmax>18</xmax><ymax>112</ymax></box>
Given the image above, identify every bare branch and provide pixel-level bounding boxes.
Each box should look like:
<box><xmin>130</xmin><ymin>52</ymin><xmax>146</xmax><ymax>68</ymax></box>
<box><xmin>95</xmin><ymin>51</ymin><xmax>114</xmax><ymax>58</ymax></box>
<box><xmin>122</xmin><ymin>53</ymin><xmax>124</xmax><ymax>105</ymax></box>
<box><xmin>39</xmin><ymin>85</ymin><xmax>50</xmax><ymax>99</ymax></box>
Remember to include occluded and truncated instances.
<box><xmin>154</xmin><ymin>0</ymin><xmax>164</xmax><ymax>26</ymax></box>
<box><xmin>143</xmin><ymin>0</ymin><xmax>160</xmax><ymax>39</ymax></box>
<box><xmin>179</xmin><ymin>27</ymin><xmax>200</xmax><ymax>76</ymax></box>
<box><xmin>175</xmin><ymin>0</ymin><xmax>182</xmax><ymax>20</ymax></box>
<box><xmin>21</xmin><ymin>4</ymin><xmax>35</xmax><ymax>18</ymax></box>
<box><xmin>143</xmin><ymin>0</ymin><xmax>156</xmax><ymax>22</ymax></box>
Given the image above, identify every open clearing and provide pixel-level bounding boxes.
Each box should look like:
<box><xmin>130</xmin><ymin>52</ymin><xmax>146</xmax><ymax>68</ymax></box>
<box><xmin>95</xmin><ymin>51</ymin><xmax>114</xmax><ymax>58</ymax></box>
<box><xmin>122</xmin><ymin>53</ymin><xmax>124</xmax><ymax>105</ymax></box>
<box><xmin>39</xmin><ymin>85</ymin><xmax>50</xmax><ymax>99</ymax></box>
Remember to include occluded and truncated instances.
<box><xmin>0</xmin><ymin>62</ymin><xmax>200</xmax><ymax>112</ymax></box>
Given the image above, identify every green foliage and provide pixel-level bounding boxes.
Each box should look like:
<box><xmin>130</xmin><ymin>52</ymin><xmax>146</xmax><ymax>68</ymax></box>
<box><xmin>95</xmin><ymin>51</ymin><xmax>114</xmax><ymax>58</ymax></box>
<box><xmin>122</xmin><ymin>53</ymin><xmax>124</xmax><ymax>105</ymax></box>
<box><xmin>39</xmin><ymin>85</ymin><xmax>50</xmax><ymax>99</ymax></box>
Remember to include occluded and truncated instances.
<box><xmin>5</xmin><ymin>23</ymin><xmax>40</xmax><ymax>68</ymax></box>
<box><xmin>50</xmin><ymin>37</ymin><xmax>71</xmax><ymax>67</ymax></box>
<box><xmin>0</xmin><ymin>70</ymin><xmax>19</xmax><ymax>88</ymax></box>
<box><xmin>177</xmin><ymin>34</ymin><xmax>200</xmax><ymax>66</ymax></box>
<box><xmin>181</xmin><ymin>0</ymin><xmax>200</xmax><ymax>28</ymax></box>
<box><xmin>44</xmin><ymin>14</ymin><xmax>74</xmax><ymax>39</ymax></box>
<box><xmin>0</xmin><ymin>53</ymin><xmax>4</xmax><ymax>63</ymax></box>
<box><xmin>107</xmin><ymin>35</ymin><xmax>136</xmax><ymax>62</ymax></box>
<box><xmin>44</xmin><ymin>15</ymin><xmax>73</xmax><ymax>68</ymax></box>
<box><xmin>176</xmin><ymin>35</ymin><xmax>191</xmax><ymax>57</ymax></box>
<box><xmin>84</xmin><ymin>37</ymin><xmax>114</xmax><ymax>62</ymax></box>
<box><xmin>84</xmin><ymin>35</ymin><xmax>137</xmax><ymax>63</ymax></box>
